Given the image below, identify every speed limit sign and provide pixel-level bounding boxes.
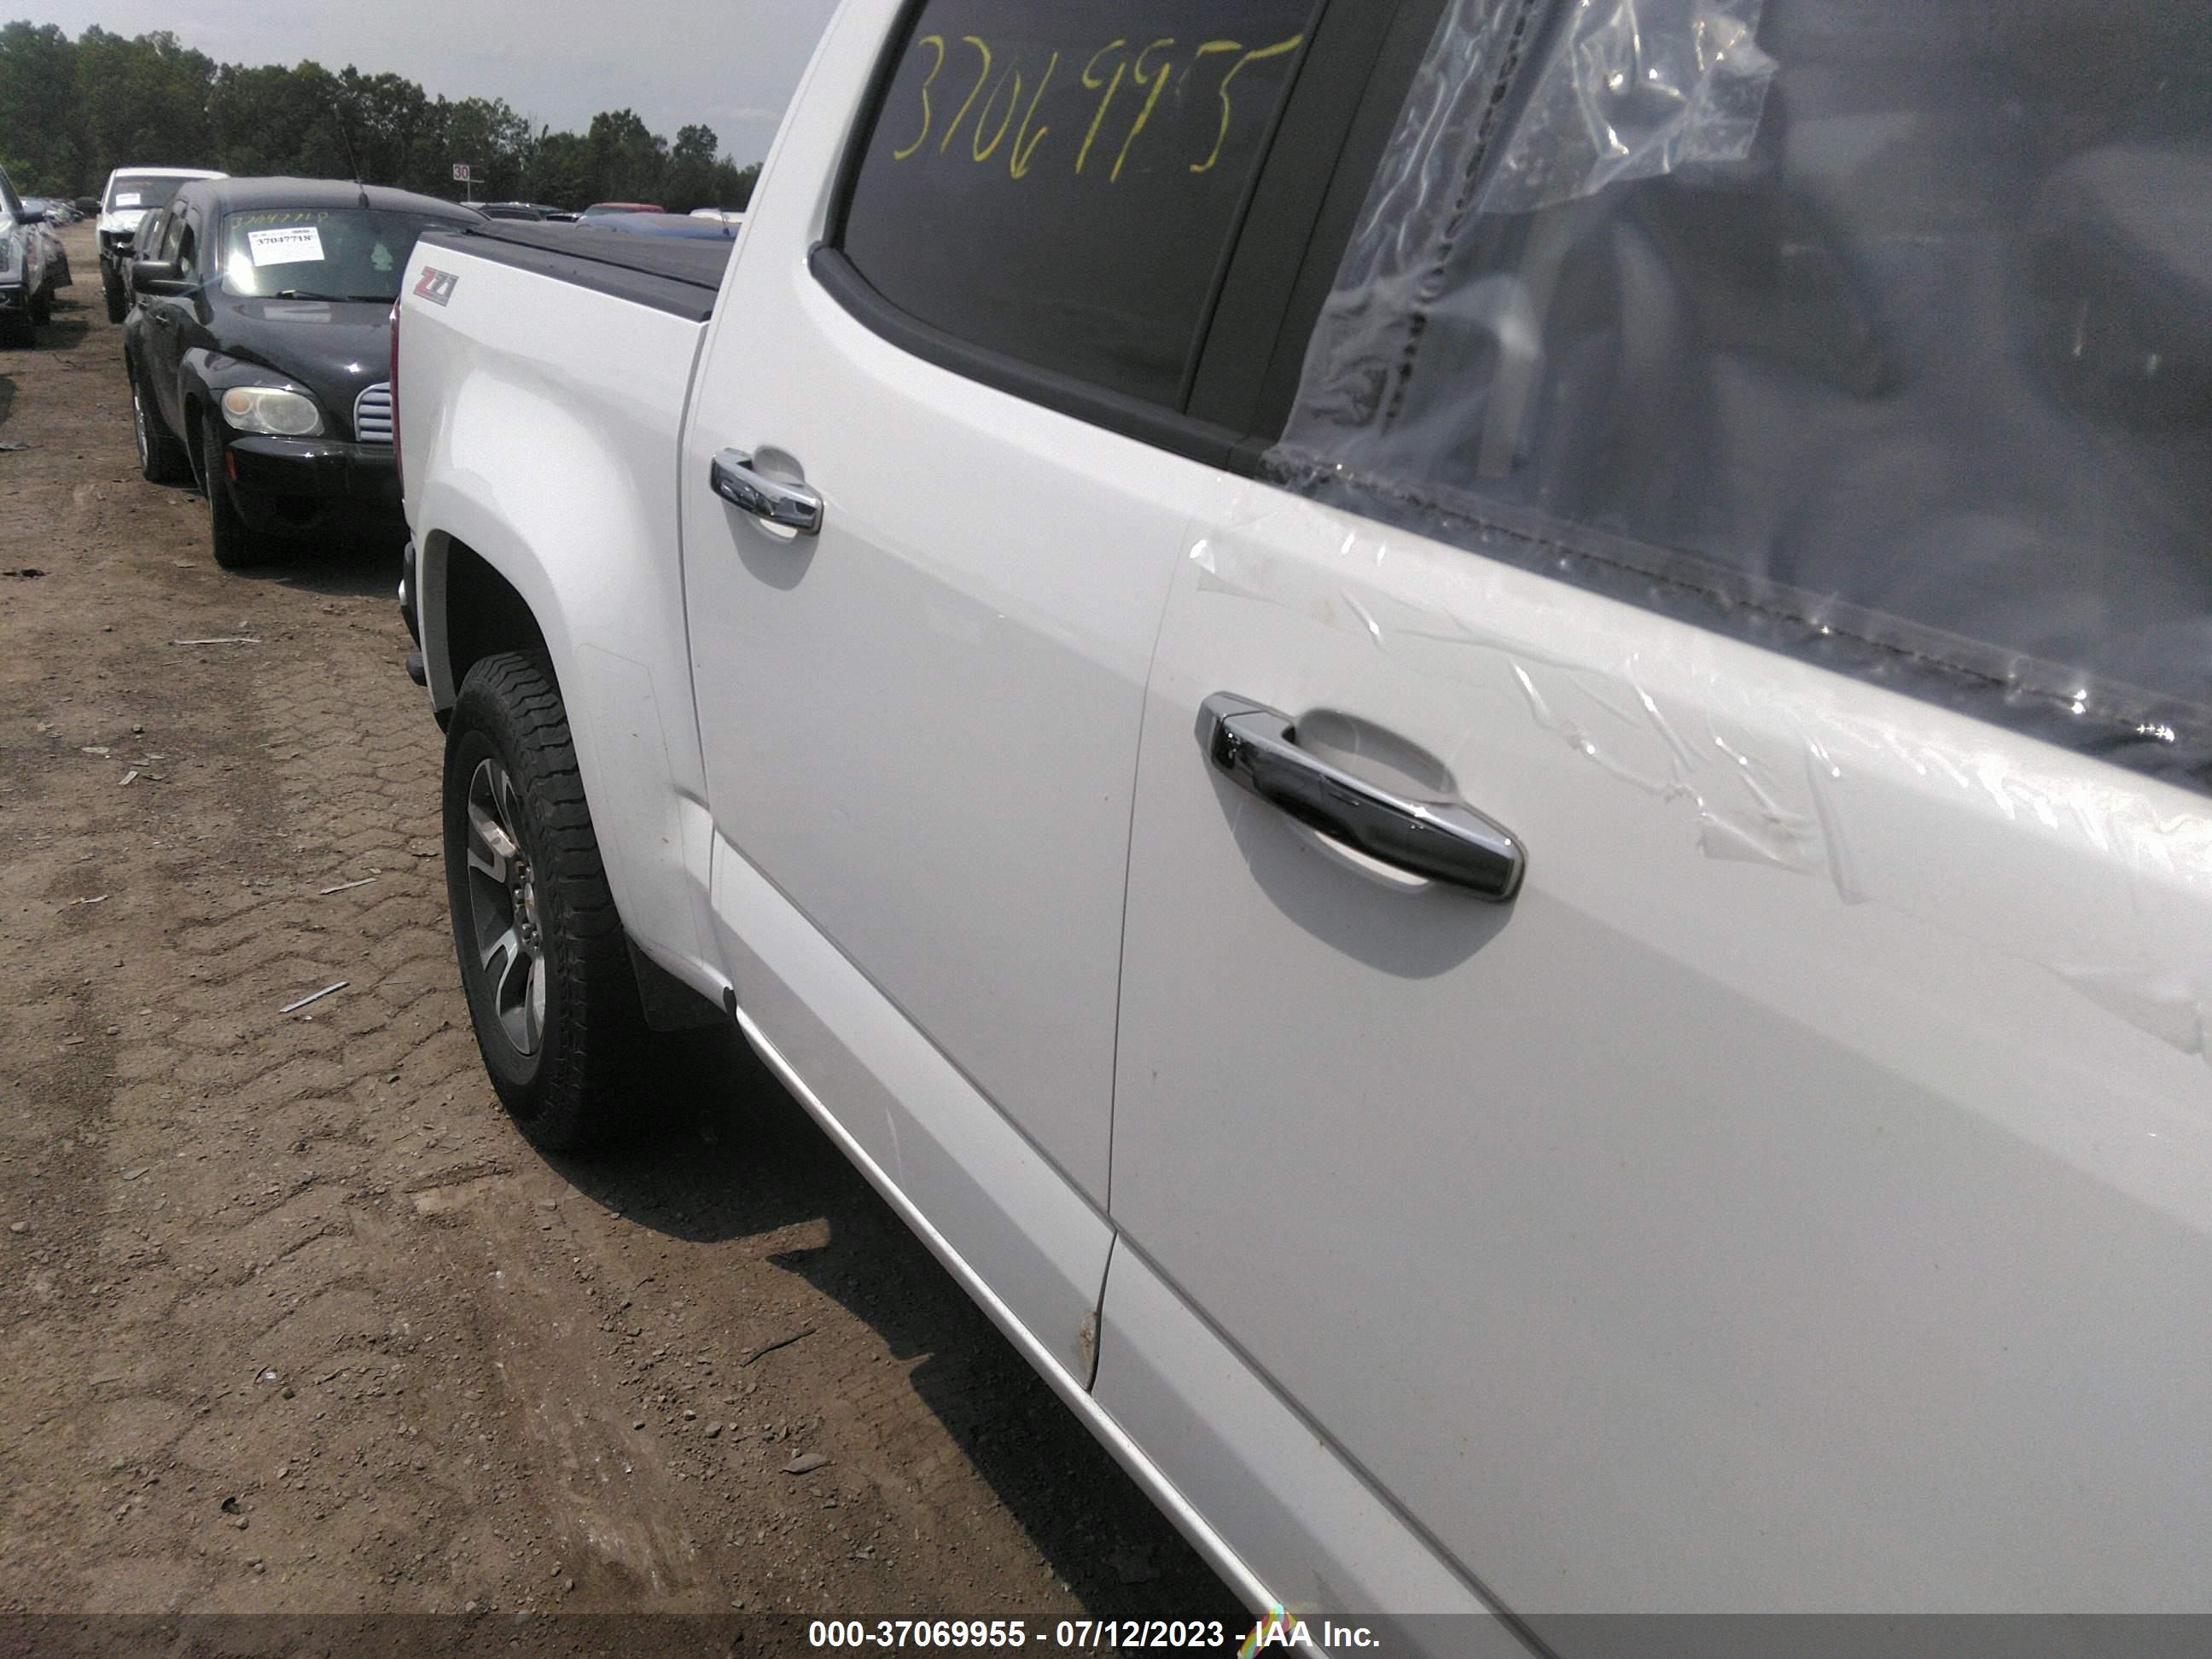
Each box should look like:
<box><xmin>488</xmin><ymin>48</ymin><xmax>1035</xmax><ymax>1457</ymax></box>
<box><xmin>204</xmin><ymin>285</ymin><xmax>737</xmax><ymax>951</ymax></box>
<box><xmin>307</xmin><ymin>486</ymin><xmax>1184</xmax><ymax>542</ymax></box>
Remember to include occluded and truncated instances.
<box><xmin>451</xmin><ymin>163</ymin><xmax>471</xmax><ymax>183</ymax></box>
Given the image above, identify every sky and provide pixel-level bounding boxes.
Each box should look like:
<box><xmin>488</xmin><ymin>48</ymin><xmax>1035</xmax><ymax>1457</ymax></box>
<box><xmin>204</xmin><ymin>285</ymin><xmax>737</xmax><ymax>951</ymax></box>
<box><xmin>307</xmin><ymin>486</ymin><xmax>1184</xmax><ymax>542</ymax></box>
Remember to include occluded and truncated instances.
<box><xmin>20</xmin><ymin>0</ymin><xmax>833</xmax><ymax>166</ymax></box>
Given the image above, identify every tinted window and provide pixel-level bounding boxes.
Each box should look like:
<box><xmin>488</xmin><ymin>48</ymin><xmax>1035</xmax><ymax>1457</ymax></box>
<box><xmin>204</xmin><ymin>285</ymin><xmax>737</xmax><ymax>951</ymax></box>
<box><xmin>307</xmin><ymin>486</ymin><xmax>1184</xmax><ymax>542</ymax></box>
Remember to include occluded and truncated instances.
<box><xmin>841</xmin><ymin>0</ymin><xmax>1321</xmax><ymax>406</ymax></box>
<box><xmin>1278</xmin><ymin>0</ymin><xmax>2212</xmax><ymax>785</ymax></box>
<box><xmin>218</xmin><ymin>207</ymin><xmax>469</xmax><ymax>302</ymax></box>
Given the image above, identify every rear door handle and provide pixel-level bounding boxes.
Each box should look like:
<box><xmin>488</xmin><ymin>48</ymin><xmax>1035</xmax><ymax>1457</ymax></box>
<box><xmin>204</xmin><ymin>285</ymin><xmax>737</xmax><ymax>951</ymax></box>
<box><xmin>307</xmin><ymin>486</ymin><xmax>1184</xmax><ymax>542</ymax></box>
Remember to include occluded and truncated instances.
<box><xmin>710</xmin><ymin>448</ymin><xmax>823</xmax><ymax>535</ymax></box>
<box><xmin>1201</xmin><ymin>693</ymin><xmax>1525</xmax><ymax>901</ymax></box>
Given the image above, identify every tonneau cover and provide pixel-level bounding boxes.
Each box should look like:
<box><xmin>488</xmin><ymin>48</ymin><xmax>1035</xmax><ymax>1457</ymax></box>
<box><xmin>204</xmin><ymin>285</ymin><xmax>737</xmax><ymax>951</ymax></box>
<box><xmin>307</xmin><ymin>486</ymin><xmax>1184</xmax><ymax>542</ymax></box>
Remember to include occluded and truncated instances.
<box><xmin>422</xmin><ymin>220</ymin><xmax>734</xmax><ymax>321</ymax></box>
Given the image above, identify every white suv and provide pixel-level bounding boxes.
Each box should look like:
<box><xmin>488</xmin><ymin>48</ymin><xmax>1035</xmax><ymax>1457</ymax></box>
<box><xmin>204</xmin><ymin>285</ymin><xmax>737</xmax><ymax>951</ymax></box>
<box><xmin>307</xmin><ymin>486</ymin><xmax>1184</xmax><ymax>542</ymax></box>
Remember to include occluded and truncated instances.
<box><xmin>96</xmin><ymin>166</ymin><xmax>223</xmax><ymax>322</ymax></box>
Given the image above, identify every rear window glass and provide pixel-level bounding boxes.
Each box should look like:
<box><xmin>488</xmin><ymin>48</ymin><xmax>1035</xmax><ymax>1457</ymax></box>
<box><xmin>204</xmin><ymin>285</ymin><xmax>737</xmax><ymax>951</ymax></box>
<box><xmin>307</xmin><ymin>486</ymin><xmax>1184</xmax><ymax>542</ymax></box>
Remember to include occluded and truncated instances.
<box><xmin>218</xmin><ymin>208</ymin><xmax>464</xmax><ymax>303</ymax></box>
<box><xmin>107</xmin><ymin>175</ymin><xmax>185</xmax><ymax>212</ymax></box>
<box><xmin>841</xmin><ymin>0</ymin><xmax>1320</xmax><ymax>407</ymax></box>
<box><xmin>1275</xmin><ymin>0</ymin><xmax>2212</xmax><ymax>789</ymax></box>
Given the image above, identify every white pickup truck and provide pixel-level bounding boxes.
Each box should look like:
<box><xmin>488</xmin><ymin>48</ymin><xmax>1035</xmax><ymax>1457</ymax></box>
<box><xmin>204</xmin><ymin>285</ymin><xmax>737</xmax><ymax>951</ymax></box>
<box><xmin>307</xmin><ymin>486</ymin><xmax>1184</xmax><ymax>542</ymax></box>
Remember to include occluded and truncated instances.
<box><xmin>395</xmin><ymin>0</ymin><xmax>2212</xmax><ymax>1638</ymax></box>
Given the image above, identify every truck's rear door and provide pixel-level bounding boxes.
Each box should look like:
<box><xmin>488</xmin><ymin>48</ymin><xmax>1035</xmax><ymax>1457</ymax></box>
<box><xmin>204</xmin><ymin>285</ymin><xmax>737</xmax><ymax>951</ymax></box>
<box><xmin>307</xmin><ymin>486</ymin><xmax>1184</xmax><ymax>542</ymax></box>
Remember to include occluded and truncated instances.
<box><xmin>678</xmin><ymin>0</ymin><xmax>1338</xmax><ymax>1374</ymax></box>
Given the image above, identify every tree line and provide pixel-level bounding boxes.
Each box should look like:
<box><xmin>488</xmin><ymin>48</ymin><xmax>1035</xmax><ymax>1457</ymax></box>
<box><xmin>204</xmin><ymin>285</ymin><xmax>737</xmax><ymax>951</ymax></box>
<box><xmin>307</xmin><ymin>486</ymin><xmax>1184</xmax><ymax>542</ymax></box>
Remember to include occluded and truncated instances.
<box><xmin>0</xmin><ymin>20</ymin><xmax>761</xmax><ymax>211</ymax></box>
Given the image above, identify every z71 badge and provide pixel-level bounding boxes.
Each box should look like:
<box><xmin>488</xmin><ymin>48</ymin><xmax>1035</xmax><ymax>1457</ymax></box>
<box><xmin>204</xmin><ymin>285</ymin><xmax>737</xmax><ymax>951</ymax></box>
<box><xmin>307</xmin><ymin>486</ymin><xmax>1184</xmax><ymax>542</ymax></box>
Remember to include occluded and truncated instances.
<box><xmin>413</xmin><ymin>266</ymin><xmax>457</xmax><ymax>306</ymax></box>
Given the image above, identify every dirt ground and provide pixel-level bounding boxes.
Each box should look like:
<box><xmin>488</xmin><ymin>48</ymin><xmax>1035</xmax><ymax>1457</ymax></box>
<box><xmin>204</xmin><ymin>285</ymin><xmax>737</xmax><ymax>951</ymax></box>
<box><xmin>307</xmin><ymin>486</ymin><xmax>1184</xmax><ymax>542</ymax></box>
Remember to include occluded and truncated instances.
<box><xmin>0</xmin><ymin>223</ymin><xmax>1237</xmax><ymax>1641</ymax></box>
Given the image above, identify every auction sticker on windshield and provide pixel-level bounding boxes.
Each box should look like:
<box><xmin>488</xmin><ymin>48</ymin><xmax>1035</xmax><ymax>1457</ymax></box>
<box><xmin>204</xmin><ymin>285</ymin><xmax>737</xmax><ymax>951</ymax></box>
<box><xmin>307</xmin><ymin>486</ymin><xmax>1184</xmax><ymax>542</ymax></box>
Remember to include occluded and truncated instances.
<box><xmin>247</xmin><ymin>225</ymin><xmax>324</xmax><ymax>265</ymax></box>
<box><xmin>113</xmin><ymin>192</ymin><xmax>141</xmax><ymax>207</ymax></box>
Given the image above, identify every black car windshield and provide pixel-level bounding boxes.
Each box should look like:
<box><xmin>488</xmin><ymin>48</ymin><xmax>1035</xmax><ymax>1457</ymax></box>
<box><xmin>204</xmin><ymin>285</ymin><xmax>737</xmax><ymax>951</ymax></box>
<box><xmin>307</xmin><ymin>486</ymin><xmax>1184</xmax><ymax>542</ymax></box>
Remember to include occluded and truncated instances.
<box><xmin>218</xmin><ymin>207</ymin><xmax>463</xmax><ymax>302</ymax></box>
<box><xmin>106</xmin><ymin>175</ymin><xmax>183</xmax><ymax>212</ymax></box>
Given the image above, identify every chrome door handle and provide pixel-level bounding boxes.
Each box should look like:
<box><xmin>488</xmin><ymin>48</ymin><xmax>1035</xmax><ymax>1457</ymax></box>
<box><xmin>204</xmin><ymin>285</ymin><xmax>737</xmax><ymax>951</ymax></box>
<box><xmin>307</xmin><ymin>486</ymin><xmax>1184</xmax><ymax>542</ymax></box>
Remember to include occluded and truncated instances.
<box><xmin>1201</xmin><ymin>694</ymin><xmax>1525</xmax><ymax>900</ymax></box>
<box><xmin>709</xmin><ymin>448</ymin><xmax>823</xmax><ymax>535</ymax></box>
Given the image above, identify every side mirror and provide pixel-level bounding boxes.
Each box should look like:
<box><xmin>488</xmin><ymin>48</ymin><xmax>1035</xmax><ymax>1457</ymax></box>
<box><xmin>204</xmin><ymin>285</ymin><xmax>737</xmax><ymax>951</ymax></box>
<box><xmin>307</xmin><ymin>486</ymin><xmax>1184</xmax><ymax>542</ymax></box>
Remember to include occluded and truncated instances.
<box><xmin>131</xmin><ymin>257</ymin><xmax>190</xmax><ymax>298</ymax></box>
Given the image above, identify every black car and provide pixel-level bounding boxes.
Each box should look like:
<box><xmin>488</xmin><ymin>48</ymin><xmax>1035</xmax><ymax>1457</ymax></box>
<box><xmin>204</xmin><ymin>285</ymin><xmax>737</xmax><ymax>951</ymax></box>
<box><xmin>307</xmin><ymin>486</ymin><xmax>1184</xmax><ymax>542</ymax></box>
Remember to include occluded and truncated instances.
<box><xmin>122</xmin><ymin>177</ymin><xmax>481</xmax><ymax>568</ymax></box>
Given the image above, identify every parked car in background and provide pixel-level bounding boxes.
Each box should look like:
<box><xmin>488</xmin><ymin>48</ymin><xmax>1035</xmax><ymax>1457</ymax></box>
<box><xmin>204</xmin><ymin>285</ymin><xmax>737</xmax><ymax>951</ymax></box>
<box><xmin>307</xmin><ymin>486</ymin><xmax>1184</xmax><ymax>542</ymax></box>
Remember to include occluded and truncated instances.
<box><xmin>17</xmin><ymin>198</ymin><xmax>72</xmax><ymax>294</ymax></box>
<box><xmin>98</xmin><ymin>166</ymin><xmax>224</xmax><ymax>323</ymax></box>
<box><xmin>476</xmin><ymin>201</ymin><xmax>545</xmax><ymax>221</ymax></box>
<box><xmin>0</xmin><ymin>165</ymin><xmax>56</xmax><ymax>344</ymax></box>
<box><xmin>120</xmin><ymin>200</ymin><xmax>181</xmax><ymax>315</ymax></box>
<box><xmin>688</xmin><ymin>208</ymin><xmax>746</xmax><ymax>229</ymax></box>
<box><xmin>578</xmin><ymin>201</ymin><xmax>663</xmax><ymax>219</ymax></box>
<box><xmin>73</xmin><ymin>196</ymin><xmax>99</xmax><ymax>218</ymax></box>
<box><xmin>395</xmin><ymin>0</ymin><xmax>2212</xmax><ymax>1639</ymax></box>
<box><xmin>594</xmin><ymin>212</ymin><xmax>735</xmax><ymax>242</ymax></box>
<box><xmin>529</xmin><ymin>204</ymin><xmax>580</xmax><ymax>222</ymax></box>
<box><xmin>125</xmin><ymin>176</ymin><xmax>480</xmax><ymax>568</ymax></box>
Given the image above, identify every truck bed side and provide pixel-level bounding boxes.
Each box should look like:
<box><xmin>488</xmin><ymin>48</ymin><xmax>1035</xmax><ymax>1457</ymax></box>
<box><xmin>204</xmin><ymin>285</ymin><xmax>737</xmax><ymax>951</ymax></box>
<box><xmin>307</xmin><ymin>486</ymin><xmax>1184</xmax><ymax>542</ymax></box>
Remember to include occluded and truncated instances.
<box><xmin>398</xmin><ymin>227</ymin><xmax>725</xmax><ymax>998</ymax></box>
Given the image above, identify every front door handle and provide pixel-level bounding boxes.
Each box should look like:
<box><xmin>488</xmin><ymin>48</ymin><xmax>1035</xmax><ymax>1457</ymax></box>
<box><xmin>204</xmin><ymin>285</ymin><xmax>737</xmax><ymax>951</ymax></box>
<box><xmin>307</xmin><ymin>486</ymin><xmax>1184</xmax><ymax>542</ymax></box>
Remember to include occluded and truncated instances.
<box><xmin>1201</xmin><ymin>694</ymin><xmax>1525</xmax><ymax>901</ymax></box>
<box><xmin>710</xmin><ymin>448</ymin><xmax>823</xmax><ymax>535</ymax></box>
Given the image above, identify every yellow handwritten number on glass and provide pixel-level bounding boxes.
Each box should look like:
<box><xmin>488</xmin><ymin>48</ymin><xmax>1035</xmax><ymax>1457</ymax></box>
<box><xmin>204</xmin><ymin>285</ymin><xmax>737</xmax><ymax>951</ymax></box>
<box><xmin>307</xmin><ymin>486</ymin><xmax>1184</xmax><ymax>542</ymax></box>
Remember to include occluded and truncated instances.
<box><xmin>1008</xmin><ymin>51</ymin><xmax>1060</xmax><ymax>178</ymax></box>
<box><xmin>1194</xmin><ymin>35</ymin><xmax>1304</xmax><ymax>173</ymax></box>
<box><xmin>1111</xmin><ymin>38</ymin><xmax>1177</xmax><ymax>183</ymax></box>
<box><xmin>971</xmin><ymin>57</ymin><xmax>1025</xmax><ymax>162</ymax></box>
<box><xmin>1076</xmin><ymin>39</ymin><xmax>1129</xmax><ymax>175</ymax></box>
<box><xmin>939</xmin><ymin>36</ymin><xmax>993</xmax><ymax>154</ymax></box>
<box><xmin>892</xmin><ymin>34</ymin><xmax>946</xmax><ymax>160</ymax></box>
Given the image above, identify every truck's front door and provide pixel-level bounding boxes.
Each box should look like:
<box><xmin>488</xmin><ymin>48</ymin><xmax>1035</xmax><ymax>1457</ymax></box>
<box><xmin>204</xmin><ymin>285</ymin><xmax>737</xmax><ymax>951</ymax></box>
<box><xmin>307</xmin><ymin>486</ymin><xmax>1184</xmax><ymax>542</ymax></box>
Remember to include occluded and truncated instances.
<box><xmin>679</xmin><ymin>0</ymin><xmax>1323</xmax><ymax>1372</ymax></box>
<box><xmin>1107</xmin><ymin>0</ymin><xmax>2212</xmax><ymax>1623</ymax></box>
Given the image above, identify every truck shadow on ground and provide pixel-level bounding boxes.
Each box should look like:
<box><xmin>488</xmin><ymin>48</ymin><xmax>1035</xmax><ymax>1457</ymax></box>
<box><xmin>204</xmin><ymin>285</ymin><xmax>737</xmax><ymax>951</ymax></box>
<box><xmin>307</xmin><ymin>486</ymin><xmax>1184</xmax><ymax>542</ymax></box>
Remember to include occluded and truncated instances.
<box><xmin>0</xmin><ymin>375</ymin><xmax>15</xmax><ymax>429</ymax></box>
<box><xmin>232</xmin><ymin>534</ymin><xmax>406</xmax><ymax>600</ymax></box>
<box><xmin>544</xmin><ymin>1024</ymin><xmax>1246</xmax><ymax>1622</ymax></box>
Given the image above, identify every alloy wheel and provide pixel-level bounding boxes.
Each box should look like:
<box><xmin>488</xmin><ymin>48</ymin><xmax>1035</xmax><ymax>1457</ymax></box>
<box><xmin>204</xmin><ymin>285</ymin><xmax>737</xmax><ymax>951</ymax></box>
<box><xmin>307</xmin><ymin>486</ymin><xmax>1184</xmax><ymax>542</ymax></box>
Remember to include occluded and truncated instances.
<box><xmin>462</xmin><ymin>757</ymin><xmax>548</xmax><ymax>1056</ymax></box>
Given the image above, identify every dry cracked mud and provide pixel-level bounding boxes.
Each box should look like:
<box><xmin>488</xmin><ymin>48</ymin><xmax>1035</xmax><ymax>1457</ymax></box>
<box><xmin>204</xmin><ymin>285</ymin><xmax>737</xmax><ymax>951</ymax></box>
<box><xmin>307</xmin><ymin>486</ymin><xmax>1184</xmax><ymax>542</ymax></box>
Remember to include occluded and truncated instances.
<box><xmin>0</xmin><ymin>223</ymin><xmax>1238</xmax><ymax>1651</ymax></box>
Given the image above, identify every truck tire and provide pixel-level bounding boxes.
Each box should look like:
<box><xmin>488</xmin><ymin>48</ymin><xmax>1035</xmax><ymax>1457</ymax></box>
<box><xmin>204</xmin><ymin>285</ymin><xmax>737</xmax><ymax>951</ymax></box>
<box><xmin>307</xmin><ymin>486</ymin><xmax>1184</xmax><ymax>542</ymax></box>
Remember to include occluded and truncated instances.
<box><xmin>201</xmin><ymin>412</ymin><xmax>271</xmax><ymax>569</ymax></box>
<box><xmin>131</xmin><ymin>359</ymin><xmax>191</xmax><ymax>483</ymax></box>
<box><xmin>103</xmin><ymin>265</ymin><xmax>127</xmax><ymax>323</ymax></box>
<box><xmin>443</xmin><ymin>651</ymin><xmax>650</xmax><ymax>1151</ymax></box>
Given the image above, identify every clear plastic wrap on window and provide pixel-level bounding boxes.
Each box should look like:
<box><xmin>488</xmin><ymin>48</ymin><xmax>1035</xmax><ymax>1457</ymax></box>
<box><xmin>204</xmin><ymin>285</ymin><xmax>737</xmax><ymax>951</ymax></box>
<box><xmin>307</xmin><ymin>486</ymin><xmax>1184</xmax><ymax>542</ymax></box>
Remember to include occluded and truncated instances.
<box><xmin>1486</xmin><ymin>0</ymin><xmax>1776</xmax><ymax>212</ymax></box>
<box><xmin>1270</xmin><ymin>0</ymin><xmax>2212</xmax><ymax>795</ymax></box>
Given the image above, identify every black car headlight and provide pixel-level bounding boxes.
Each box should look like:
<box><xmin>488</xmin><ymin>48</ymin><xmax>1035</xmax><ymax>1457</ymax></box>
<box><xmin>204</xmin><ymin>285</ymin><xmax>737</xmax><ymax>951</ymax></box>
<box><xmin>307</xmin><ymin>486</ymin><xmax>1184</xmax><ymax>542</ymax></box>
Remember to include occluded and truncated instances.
<box><xmin>219</xmin><ymin>386</ymin><xmax>324</xmax><ymax>438</ymax></box>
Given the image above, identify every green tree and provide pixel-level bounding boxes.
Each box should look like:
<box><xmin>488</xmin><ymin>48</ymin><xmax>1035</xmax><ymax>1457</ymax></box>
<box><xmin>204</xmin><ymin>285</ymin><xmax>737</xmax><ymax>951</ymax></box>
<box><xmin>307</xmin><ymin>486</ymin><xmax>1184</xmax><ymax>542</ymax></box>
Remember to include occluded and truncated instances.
<box><xmin>584</xmin><ymin>108</ymin><xmax>667</xmax><ymax>203</ymax></box>
<box><xmin>76</xmin><ymin>27</ymin><xmax>218</xmax><ymax>183</ymax></box>
<box><xmin>527</xmin><ymin>126</ymin><xmax>592</xmax><ymax>207</ymax></box>
<box><xmin>0</xmin><ymin>19</ymin><xmax>755</xmax><ymax>213</ymax></box>
<box><xmin>334</xmin><ymin>67</ymin><xmax>434</xmax><ymax>189</ymax></box>
<box><xmin>209</xmin><ymin>60</ymin><xmax>351</xmax><ymax>181</ymax></box>
<box><xmin>663</xmin><ymin>120</ymin><xmax>718</xmax><ymax>211</ymax></box>
<box><xmin>446</xmin><ymin>96</ymin><xmax>533</xmax><ymax>201</ymax></box>
<box><xmin>0</xmin><ymin>22</ymin><xmax>85</xmax><ymax>193</ymax></box>
<box><xmin>715</xmin><ymin>159</ymin><xmax>760</xmax><ymax>212</ymax></box>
